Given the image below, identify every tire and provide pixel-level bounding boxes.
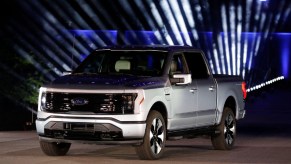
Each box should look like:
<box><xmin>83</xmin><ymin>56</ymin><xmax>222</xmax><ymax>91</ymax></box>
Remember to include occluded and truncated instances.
<box><xmin>40</xmin><ymin>141</ymin><xmax>71</xmax><ymax>156</ymax></box>
<box><xmin>135</xmin><ymin>110</ymin><xmax>166</xmax><ymax>160</ymax></box>
<box><xmin>211</xmin><ymin>107</ymin><xmax>236</xmax><ymax>150</ymax></box>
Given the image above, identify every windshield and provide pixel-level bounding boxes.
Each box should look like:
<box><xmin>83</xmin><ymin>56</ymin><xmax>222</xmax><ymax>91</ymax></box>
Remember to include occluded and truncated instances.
<box><xmin>73</xmin><ymin>50</ymin><xmax>167</xmax><ymax>76</ymax></box>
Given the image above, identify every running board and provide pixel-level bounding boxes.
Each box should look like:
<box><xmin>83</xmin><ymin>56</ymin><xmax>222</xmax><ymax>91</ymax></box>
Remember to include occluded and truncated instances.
<box><xmin>167</xmin><ymin>126</ymin><xmax>217</xmax><ymax>139</ymax></box>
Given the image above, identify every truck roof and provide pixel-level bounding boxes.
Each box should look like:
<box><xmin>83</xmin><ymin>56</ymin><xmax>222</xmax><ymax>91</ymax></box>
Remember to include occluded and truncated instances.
<box><xmin>94</xmin><ymin>45</ymin><xmax>203</xmax><ymax>52</ymax></box>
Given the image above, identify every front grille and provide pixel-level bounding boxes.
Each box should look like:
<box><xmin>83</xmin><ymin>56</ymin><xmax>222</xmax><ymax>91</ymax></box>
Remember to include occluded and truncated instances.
<box><xmin>41</xmin><ymin>92</ymin><xmax>136</xmax><ymax>114</ymax></box>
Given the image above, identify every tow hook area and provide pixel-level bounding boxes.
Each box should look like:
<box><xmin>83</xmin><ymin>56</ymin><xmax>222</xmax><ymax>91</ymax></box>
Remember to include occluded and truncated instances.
<box><xmin>43</xmin><ymin>122</ymin><xmax>123</xmax><ymax>140</ymax></box>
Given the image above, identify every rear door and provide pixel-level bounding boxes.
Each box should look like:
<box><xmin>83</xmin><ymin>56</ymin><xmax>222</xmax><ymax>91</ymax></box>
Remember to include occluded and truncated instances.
<box><xmin>184</xmin><ymin>51</ymin><xmax>217</xmax><ymax>126</ymax></box>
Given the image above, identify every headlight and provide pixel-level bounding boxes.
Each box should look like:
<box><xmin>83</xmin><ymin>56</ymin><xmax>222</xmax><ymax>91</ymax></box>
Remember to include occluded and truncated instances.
<box><xmin>40</xmin><ymin>92</ymin><xmax>47</xmax><ymax>110</ymax></box>
<box><xmin>38</xmin><ymin>87</ymin><xmax>48</xmax><ymax>111</ymax></box>
<box><xmin>100</xmin><ymin>93</ymin><xmax>137</xmax><ymax>114</ymax></box>
<box><xmin>121</xmin><ymin>94</ymin><xmax>136</xmax><ymax>112</ymax></box>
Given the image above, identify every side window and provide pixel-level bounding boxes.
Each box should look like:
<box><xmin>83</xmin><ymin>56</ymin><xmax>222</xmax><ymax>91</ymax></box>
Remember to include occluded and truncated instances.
<box><xmin>184</xmin><ymin>52</ymin><xmax>209</xmax><ymax>79</ymax></box>
<box><xmin>169</xmin><ymin>53</ymin><xmax>189</xmax><ymax>75</ymax></box>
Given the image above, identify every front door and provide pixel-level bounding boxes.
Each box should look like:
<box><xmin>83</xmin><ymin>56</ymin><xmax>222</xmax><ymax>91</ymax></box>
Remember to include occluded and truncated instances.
<box><xmin>169</xmin><ymin>53</ymin><xmax>197</xmax><ymax>130</ymax></box>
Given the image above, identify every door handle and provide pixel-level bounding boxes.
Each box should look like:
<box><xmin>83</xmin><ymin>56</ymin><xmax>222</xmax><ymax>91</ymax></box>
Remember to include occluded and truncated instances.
<box><xmin>190</xmin><ymin>88</ymin><xmax>197</xmax><ymax>93</ymax></box>
<box><xmin>209</xmin><ymin>86</ymin><xmax>215</xmax><ymax>91</ymax></box>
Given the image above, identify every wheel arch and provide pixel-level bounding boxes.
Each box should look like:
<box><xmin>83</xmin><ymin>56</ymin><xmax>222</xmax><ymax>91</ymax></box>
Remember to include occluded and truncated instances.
<box><xmin>149</xmin><ymin>101</ymin><xmax>168</xmax><ymax>126</ymax></box>
<box><xmin>216</xmin><ymin>96</ymin><xmax>237</xmax><ymax>124</ymax></box>
<box><xmin>224</xmin><ymin>96</ymin><xmax>236</xmax><ymax>117</ymax></box>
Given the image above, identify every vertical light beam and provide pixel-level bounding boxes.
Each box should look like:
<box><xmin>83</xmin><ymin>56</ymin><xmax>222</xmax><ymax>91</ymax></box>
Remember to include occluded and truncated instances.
<box><xmin>221</xmin><ymin>5</ymin><xmax>231</xmax><ymax>75</ymax></box>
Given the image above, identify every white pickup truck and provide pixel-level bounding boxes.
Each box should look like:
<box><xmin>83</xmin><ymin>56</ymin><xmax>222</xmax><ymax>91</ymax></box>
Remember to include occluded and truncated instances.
<box><xmin>36</xmin><ymin>45</ymin><xmax>246</xmax><ymax>160</ymax></box>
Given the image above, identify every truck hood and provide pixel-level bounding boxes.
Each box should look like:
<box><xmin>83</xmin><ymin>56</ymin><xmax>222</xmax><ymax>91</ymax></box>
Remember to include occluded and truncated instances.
<box><xmin>43</xmin><ymin>74</ymin><xmax>169</xmax><ymax>90</ymax></box>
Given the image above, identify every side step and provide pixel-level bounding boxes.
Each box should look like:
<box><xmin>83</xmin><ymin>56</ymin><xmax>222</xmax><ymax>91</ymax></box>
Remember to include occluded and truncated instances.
<box><xmin>167</xmin><ymin>126</ymin><xmax>217</xmax><ymax>139</ymax></box>
<box><xmin>168</xmin><ymin>136</ymin><xmax>183</xmax><ymax>140</ymax></box>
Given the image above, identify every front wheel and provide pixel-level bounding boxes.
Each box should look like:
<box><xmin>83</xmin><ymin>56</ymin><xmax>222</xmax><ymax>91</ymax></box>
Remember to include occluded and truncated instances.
<box><xmin>135</xmin><ymin>110</ymin><xmax>166</xmax><ymax>160</ymax></box>
<box><xmin>40</xmin><ymin>141</ymin><xmax>71</xmax><ymax>156</ymax></box>
<box><xmin>211</xmin><ymin>107</ymin><xmax>236</xmax><ymax>150</ymax></box>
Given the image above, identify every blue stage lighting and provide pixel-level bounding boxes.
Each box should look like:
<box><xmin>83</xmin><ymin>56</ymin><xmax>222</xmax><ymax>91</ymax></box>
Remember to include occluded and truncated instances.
<box><xmin>277</xmin><ymin>33</ymin><xmax>291</xmax><ymax>78</ymax></box>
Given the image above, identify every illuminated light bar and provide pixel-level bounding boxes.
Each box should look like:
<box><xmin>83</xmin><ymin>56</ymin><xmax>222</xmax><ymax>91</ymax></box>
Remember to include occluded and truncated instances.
<box><xmin>17</xmin><ymin>0</ymin><xmax>83</xmax><ymax>69</ymax></box>
<box><xmin>133</xmin><ymin>0</ymin><xmax>165</xmax><ymax>45</ymax></box>
<box><xmin>57</xmin><ymin>0</ymin><xmax>105</xmax><ymax>48</ymax></box>
<box><xmin>246</xmin><ymin>76</ymin><xmax>285</xmax><ymax>93</ymax></box>
<box><xmin>217</xmin><ymin>34</ymin><xmax>226</xmax><ymax>74</ymax></box>
<box><xmin>194</xmin><ymin>1</ymin><xmax>203</xmax><ymax>21</ymax></box>
<box><xmin>212</xmin><ymin>46</ymin><xmax>221</xmax><ymax>74</ymax></box>
<box><xmin>230</xmin><ymin>3</ymin><xmax>236</xmax><ymax>75</ymax></box>
<box><xmin>34</xmin><ymin>1</ymin><xmax>92</xmax><ymax>58</ymax></box>
<box><xmin>5</xmin><ymin>25</ymin><xmax>60</xmax><ymax>80</ymax></box>
<box><xmin>275</xmin><ymin>33</ymin><xmax>291</xmax><ymax>78</ymax></box>
<box><xmin>221</xmin><ymin>5</ymin><xmax>231</xmax><ymax>75</ymax></box>
<box><xmin>118</xmin><ymin>0</ymin><xmax>147</xmax><ymax>45</ymax></box>
<box><xmin>168</xmin><ymin>0</ymin><xmax>192</xmax><ymax>46</ymax></box>
<box><xmin>159</xmin><ymin>0</ymin><xmax>184</xmax><ymax>45</ymax></box>
<box><xmin>236</xmin><ymin>5</ymin><xmax>242</xmax><ymax>75</ymax></box>
<box><xmin>146</xmin><ymin>0</ymin><xmax>174</xmax><ymax>45</ymax></box>
<box><xmin>181</xmin><ymin>0</ymin><xmax>200</xmax><ymax>43</ymax></box>
<box><xmin>75</xmin><ymin>0</ymin><xmax>116</xmax><ymax>46</ymax></box>
<box><xmin>242</xmin><ymin>0</ymin><xmax>252</xmax><ymax>78</ymax></box>
<box><xmin>14</xmin><ymin>44</ymin><xmax>57</xmax><ymax>80</ymax></box>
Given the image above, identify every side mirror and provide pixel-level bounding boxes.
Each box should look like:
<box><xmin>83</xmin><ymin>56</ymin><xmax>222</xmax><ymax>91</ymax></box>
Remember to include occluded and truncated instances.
<box><xmin>170</xmin><ymin>74</ymin><xmax>192</xmax><ymax>85</ymax></box>
<box><xmin>62</xmin><ymin>71</ymin><xmax>72</xmax><ymax>76</ymax></box>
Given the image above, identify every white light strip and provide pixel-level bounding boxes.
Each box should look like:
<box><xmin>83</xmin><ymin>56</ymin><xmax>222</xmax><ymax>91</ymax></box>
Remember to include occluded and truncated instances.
<box><xmin>57</xmin><ymin>1</ymin><xmax>105</xmax><ymax>48</ymax></box>
<box><xmin>14</xmin><ymin>44</ymin><xmax>57</xmax><ymax>80</ymax></box>
<box><xmin>38</xmin><ymin>2</ymin><xmax>92</xmax><ymax>57</ymax></box>
<box><xmin>230</xmin><ymin>3</ymin><xmax>236</xmax><ymax>75</ymax></box>
<box><xmin>269</xmin><ymin>0</ymin><xmax>285</xmax><ymax>33</ymax></box>
<box><xmin>221</xmin><ymin>5</ymin><xmax>231</xmax><ymax>75</ymax></box>
<box><xmin>242</xmin><ymin>0</ymin><xmax>252</xmax><ymax>78</ymax></box>
<box><xmin>213</xmin><ymin>47</ymin><xmax>221</xmax><ymax>74</ymax></box>
<box><xmin>181</xmin><ymin>0</ymin><xmax>199</xmax><ymax>44</ymax></box>
<box><xmin>237</xmin><ymin>5</ymin><xmax>242</xmax><ymax>75</ymax></box>
<box><xmin>182</xmin><ymin>0</ymin><xmax>194</xmax><ymax>28</ymax></box>
<box><xmin>147</xmin><ymin>0</ymin><xmax>174</xmax><ymax>45</ymax></box>
<box><xmin>217</xmin><ymin>34</ymin><xmax>226</xmax><ymax>74</ymax></box>
<box><xmin>160</xmin><ymin>0</ymin><xmax>184</xmax><ymax>45</ymax></box>
<box><xmin>207</xmin><ymin>50</ymin><xmax>215</xmax><ymax>74</ymax></box>
<box><xmin>183</xmin><ymin>0</ymin><xmax>197</xmax><ymax>44</ymax></box>
<box><xmin>134</xmin><ymin>0</ymin><xmax>165</xmax><ymax>44</ymax></box>
<box><xmin>246</xmin><ymin>76</ymin><xmax>285</xmax><ymax>92</ymax></box>
<box><xmin>282</xmin><ymin>3</ymin><xmax>291</xmax><ymax>23</ymax></box>
<box><xmin>75</xmin><ymin>0</ymin><xmax>115</xmax><ymax>45</ymax></box>
<box><xmin>168</xmin><ymin>0</ymin><xmax>192</xmax><ymax>46</ymax></box>
<box><xmin>6</xmin><ymin>24</ymin><xmax>62</xmax><ymax>78</ymax></box>
<box><xmin>19</xmin><ymin>0</ymin><xmax>84</xmax><ymax>66</ymax></box>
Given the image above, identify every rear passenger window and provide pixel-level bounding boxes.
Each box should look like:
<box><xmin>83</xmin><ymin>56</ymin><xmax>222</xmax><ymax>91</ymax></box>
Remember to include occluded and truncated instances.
<box><xmin>184</xmin><ymin>52</ymin><xmax>209</xmax><ymax>79</ymax></box>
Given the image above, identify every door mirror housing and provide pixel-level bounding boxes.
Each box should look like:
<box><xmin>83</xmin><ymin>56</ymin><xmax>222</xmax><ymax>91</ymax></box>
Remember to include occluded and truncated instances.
<box><xmin>170</xmin><ymin>74</ymin><xmax>192</xmax><ymax>85</ymax></box>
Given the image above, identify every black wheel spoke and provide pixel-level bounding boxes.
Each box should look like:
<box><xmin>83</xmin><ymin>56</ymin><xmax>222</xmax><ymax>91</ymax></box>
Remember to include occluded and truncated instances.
<box><xmin>150</xmin><ymin>117</ymin><xmax>164</xmax><ymax>155</ymax></box>
<box><xmin>224</xmin><ymin>113</ymin><xmax>235</xmax><ymax>145</ymax></box>
<box><xmin>135</xmin><ymin>111</ymin><xmax>165</xmax><ymax>159</ymax></box>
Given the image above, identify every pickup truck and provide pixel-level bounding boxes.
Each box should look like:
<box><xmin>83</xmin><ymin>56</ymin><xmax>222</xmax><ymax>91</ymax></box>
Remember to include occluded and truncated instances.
<box><xmin>36</xmin><ymin>45</ymin><xmax>246</xmax><ymax>160</ymax></box>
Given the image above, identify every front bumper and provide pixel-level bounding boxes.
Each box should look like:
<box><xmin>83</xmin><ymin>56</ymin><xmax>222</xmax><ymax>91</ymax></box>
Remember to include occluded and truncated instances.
<box><xmin>36</xmin><ymin>115</ymin><xmax>146</xmax><ymax>145</ymax></box>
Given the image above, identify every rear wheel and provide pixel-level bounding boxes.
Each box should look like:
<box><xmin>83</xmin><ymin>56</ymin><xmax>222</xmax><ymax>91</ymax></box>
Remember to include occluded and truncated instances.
<box><xmin>40</xmin><ymin>141</ymin><xmax>71</xmax><ymax>156</ymax></box>
<box><xmin>135</xmin><ymin>110</ymin><xmax>166</xmax><ymax>160</ymax></box>
<box><xmin>211</xmin><ymin>107</ymin><xmax>236</xmax><ymax>150</ymax></box>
